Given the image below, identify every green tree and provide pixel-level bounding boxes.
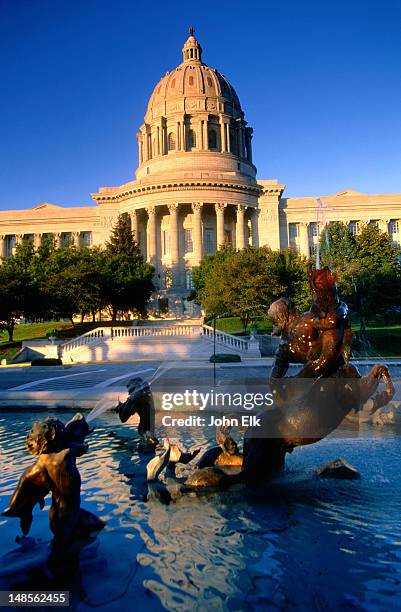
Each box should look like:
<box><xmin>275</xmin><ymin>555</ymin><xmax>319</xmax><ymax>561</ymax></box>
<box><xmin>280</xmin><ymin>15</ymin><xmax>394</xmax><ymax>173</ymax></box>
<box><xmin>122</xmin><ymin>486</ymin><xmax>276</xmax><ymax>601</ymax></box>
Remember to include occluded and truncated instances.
<box><xmin>0</xmin><ymin>240</ymin><xmax>37</xmax><ymax>341</ymax></box>
<box><xmin>102</xmin><ymin>215</ymin><xmax>155</xmax><ymax>321</ymax></box>
<box><xmin>193</xmin><ymin>246</ymin><xmax>310</xmax><ymax>327</ymax></box>
<box><xmin>318</xmin><ymin>221</ymin><xmax>401</xmax><ymax>330</ymax></box>
<box><xmin>106</xmin><ymin>213</ymin><xmax>139</xmax><ymax>256</ymax></box>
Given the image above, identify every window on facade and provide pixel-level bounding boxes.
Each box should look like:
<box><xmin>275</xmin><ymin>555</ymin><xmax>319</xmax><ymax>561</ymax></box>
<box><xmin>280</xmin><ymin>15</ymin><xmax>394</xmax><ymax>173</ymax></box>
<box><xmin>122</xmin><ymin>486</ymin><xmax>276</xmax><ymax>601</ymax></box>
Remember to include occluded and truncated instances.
<box><xmin>189</xmin><ymin>75</ymin><xmax>194</xmax><ymax>85</ymax></box>
<box><xmin>61</xmin><ymin>232</ymin><xmax>72</xmax><ymax>246</ymax></box>
<box><xmin>184</xmin><ymin>228</ymin><xmax>193</xmax><ymax>252</ymax></box>
<box><xmin>349</xmin><ymin>221</ymin><xmax>359</xmax><ymax>236</ymax></box>
<box><xmin>369</xmin><ymin>220</ymin><xmax>379</xmax><ymax>228</ymax></box>
<box><xmin>168</xmin><ymin>132</ymin><xmax>175</xmax><ymax>151</ymax></box>
<box><xmin>188</xmin><ymin>129</ymin><xmax>196</xmax><ymax>149</ymax></box>
<box><xmin>5</xmin><ymin>235</ymin><xmax>15</xmax><ymax>256</ymax></box>
<box><xmin>81</xmin><ymin>232</ymin><xmax>92</xmax><ymax>246</ymax></box>
<box><xmin>163</xmin><ymin>230</ymin><xmax>170</xmax><ymax>255</ymax></box>
<box><xmin>389</xmin><ymin>220</ymin><xmax>399</xmax><ymax>235</ymax></box>
<box><xmin>289</xmin><ymin>223</ymin><xmax>299</xmax><ymax>239</ymax></box>
<box><xmin>164</xmin><ymin>269</ymin><xmax>173</xmax><ymax>289</ymax></box>
<box><xmin>208</xmin><ymin>128</ymin><xmax>217</xmax><ymax>150</ymax></box>
<box><xmin>224</xmin><ymin>229</ymin><xmax>232</xmax><ymax>245</ymax></box>
<box><xmin>204</xmin><ymin>228</ymin><xmax>215</xmax><ymax>254</ymax></box>
<box><xmin>207</xmin><ymin>76</ymin><xmax>213</xmax><ymax>87</ymax></box>
<box><xmin>185</xmin><ymin>269</ymin><xmax>194</xmax><ymax>290</ymax></box>
<box><xmin>310</xmin><ymin>222</ymin><xmax>319</xmax><ymax>237</ymax></box>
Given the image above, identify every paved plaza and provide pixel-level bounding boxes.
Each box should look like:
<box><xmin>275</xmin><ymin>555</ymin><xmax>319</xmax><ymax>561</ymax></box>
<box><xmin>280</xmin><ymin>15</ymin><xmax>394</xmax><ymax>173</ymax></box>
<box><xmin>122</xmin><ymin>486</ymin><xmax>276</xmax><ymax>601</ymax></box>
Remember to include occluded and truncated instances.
<box><xmin>0</xmin><ymin>358</ymin><xmax>400</xmax><ymax>410</ymax></box>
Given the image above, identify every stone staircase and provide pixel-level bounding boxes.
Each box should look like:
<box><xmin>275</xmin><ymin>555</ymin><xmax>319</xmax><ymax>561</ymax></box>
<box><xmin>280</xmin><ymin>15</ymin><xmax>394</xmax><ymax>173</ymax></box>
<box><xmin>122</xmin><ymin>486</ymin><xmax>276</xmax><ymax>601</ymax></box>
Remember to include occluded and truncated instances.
<box><xmin>57</xmin><ymin>321</ymin><xmax>261</xmax><ymax>363</ymax></box>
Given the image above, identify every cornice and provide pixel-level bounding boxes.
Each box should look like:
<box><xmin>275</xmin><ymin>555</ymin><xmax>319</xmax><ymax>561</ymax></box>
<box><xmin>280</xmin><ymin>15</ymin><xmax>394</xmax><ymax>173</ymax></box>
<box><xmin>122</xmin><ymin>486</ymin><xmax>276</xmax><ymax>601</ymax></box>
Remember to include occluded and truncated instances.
<box><xmin>91</xmin><ymin>179</ymin><xmax>262</xmax><ymax>203</ymax></box>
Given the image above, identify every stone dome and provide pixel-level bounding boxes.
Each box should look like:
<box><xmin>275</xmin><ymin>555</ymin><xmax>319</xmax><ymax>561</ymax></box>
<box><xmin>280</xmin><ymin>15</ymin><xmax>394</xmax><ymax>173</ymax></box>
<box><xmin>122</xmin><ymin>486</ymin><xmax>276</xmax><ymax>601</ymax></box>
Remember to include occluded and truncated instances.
<box><xmin>136</xmin><ymin>29</ymin><xmax>255</xmax><ymax>182</ymax></box>
<box><xmin>145</xmin><ymin>31</ymin><xmax>243</xmax><ymax>122</ymax></box>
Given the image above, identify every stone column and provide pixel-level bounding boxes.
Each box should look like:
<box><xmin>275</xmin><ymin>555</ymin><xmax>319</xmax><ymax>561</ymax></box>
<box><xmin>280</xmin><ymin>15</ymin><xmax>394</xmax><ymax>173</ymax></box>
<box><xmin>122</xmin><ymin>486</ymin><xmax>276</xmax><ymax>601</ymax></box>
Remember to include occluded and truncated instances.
<box><xmin>299</xmin><ymin>222</ymin><xmax>310</xmax><ymax>257</ymax></box>
<box><xmin>192</xmin><ymin>202</ymin><xmax>203</xmax><ymax>264</ymax></box>
<box><xmin>237</xmin><ymin>121</ymin><xmax>244</xmax><ymax>158</ymax></box>
<box><xmin>137</xmin><ymin>133</ymin><xmax>143</xmax><ymax>164</ymax></box>
<box><xmin>0</xmin><ymin>235</ymin><xmax>5</xmax><ymax>258</ymax></box>
<box><xmin>33</xmin><ymin>233</ymin><xmax>42</xmax><ymax>250</ymax></box>
<box><xmin>236</xmin><ymin>205</ymin><xmax>247</xmax><ymax>250</ymax></box>
<box><xmin>181</xmin><ymin>119</ymin><xmax>186</xmax><ymax>151</ymax></box>
<box><xmin>54</xmin><ymin>232</ymin><xmax>61</xmax><ymax>249</ymax></box>
<box><xmin>245</xmin><ymin>127</ymin><xmax>253</xmax><ymax>163</ymax></box>
<box><xmin>176</xmin><ymin>122</ymin><xmax>181</xmax><ymax>150</ymax></box>
<box><xmin>146</xmin><ymin>206</ymin><xmax>157</xmax><ymax>265</ymax></box>
<box><xmin>251</xmin><ymin>209</ymin><xmax>259</xmax><ymax>248</ymax></box>
<box><xmin>142</xmin><ymin>127</ymin><xmax>148</xmax><ymax>161</ymax></box>
<box><xmin>220</xmin><ymin>116</ymin><xmax>226</xmax><ymax>152</ymax></box>
<box><xmin>216</xmin><ymin>203</ymin><xmax>226</xmax><ymax>249</ymax></box>
<box><xmin>379</xmin><ymin>219</ymin><xmax>389</xmax><ymax>234</ymax></box>
<box><xmin>130</xmin><ymin>210</ymin><xmax>139</xmax><ymax>243</ymax></box>
<box><xmin>168</xmin><ymin>203</ymin><xmax>180</xmax><ymax>285</ymax></box>
<box><xmin>202</xmin><ymin>119</ymin><xmax>208</xmax><ymax>150</ymax></box>
<box><xmin>226</xmin><ymin>123</ymin><xmax>231</xmax><ymax>153</ymax></box>
<box><xmin>72</xmin><ymin>232</ymin><xmax>80</xmax><ymax>248</ymax></box>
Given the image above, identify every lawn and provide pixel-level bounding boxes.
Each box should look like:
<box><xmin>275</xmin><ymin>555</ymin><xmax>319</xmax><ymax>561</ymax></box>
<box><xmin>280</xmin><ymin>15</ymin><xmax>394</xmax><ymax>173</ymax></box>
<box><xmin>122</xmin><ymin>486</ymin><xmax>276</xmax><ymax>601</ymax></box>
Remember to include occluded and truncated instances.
<box><xmin>214</xmin><ymin>317</ymin><xmax>272</xmax><ymax>335</ymax></box>
<box><xmin>0</xmin><ymin>322</ymin><xmax>73</xmax><ymax>361</ymax></box>
<box><xmin>0</xmin><ymin>320</ymin><xmax>140</xmax><ymax>361</ymax></box>
<box><xmin>214</xmin><ymin>317</ymin><xmax>401</xmax><ymax>357</ymax></box>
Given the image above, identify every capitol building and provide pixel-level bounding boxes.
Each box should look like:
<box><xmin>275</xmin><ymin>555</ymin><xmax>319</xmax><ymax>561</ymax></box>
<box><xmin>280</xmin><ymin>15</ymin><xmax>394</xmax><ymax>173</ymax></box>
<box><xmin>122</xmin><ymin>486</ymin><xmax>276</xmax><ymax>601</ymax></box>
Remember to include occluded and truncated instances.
<box><xmin>1</xmin><ymin>31</ymin><xmax>401</xmax><ymax>314</ymax></box>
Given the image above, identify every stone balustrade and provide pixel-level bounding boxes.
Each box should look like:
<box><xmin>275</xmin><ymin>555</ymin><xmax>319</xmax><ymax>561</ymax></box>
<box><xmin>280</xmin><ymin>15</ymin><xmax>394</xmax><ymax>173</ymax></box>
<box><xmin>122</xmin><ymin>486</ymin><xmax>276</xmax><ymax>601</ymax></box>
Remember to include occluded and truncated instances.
<box><xmin>201</xmin><ymin>324</ymin><xmax>249</xmax><ymax>352</ymax></box>
<box><xmin>60</xmin><ymin>325</ymin><xmax>202</xmax><ymax>355</ymax></box>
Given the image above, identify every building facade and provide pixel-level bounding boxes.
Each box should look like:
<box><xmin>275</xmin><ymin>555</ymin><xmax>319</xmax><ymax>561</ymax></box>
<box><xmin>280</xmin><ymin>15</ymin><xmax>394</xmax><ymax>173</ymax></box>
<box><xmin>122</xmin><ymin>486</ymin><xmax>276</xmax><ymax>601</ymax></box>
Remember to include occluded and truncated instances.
<box><xmin>1</xmin><ymin>31</ymin><xmax>400</xmax><ymax>314</ymax></box>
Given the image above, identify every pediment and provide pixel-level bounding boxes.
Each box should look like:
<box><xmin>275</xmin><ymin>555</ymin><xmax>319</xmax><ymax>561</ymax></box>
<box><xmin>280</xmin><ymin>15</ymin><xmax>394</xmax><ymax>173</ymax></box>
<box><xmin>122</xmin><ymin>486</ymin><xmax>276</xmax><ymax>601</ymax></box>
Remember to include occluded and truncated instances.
<box><xmin>333</xmin><ymin>190</ymin><xmax>364</xmax><ymax>197</ymax></box>
<box><xmin>31</xmin><ymin>202</ymin><xmax>62</xmax><ymax>211</ymax></box>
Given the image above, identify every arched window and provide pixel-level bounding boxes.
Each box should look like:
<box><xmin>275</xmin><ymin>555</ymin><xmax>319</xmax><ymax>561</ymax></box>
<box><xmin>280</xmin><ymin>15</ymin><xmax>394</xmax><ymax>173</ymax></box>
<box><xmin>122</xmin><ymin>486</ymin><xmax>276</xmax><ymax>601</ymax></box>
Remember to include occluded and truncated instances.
<box><xmin>168</xmin><ymin>132</ymin><xmax>175</xmax><ymax>151</ymax></box>
<box><xmin>188</xmin><ymin>129</ymin><xmax>196</xmax><ymax>149</ymax></box>
<box><xmin>208</xmin><ymin>128</ymin><xmax>217</xmax><ymax>150</ymax></box>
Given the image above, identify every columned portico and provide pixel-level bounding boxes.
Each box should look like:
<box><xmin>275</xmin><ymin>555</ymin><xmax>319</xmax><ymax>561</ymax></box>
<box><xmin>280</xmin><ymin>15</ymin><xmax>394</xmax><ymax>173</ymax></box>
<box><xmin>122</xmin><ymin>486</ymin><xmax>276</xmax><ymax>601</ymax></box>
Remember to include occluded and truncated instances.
<box><xmin>130</xmin><ymin>210</ymin><xmax>138</xmax><ymax>242</ymax></box>
<box><xmin>146</xmin><ymin>206</ymin><xmax>157</xmax><ymax>265</ymax></box>
<box><xmin>251</xmin><ymin>208</ymin><xmax>259</xmax><ymax>248</ymax></box>
<box><xmin>236</xmin><ymin>205</ymin><xmax>247</xmax><ymax>250</ymax></box>
<box><xmin>168</xmin><ymin>203</ymin><xmax>180</xmax><ymax>284</ymax></box>
<box><xmin>216</xmin><ymin>203</ymin><xmax>226</xmax><ymax>249</ymax></box>
<box><xmin>192</xmin><ymin>202</ymin><xmax>203</xmax><ymax>265</ymax></box>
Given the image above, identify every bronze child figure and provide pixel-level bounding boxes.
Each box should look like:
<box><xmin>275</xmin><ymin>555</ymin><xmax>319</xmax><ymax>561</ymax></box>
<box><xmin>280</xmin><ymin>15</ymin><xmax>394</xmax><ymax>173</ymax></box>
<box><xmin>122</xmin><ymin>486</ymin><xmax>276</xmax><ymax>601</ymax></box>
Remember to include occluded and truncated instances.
<box><xmin>2</xmin><ymin>413</ymin><xmax>105</xmax><ymax>552</ymax></box>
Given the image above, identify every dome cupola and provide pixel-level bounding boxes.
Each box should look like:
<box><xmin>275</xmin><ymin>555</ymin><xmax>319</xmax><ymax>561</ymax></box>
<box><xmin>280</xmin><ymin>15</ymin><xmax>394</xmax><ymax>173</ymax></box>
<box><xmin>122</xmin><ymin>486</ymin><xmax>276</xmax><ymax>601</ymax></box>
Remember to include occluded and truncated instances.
<box><xmin>136</xmin><ymin>29</ymin><xmax>255</xmax><ymax>182</ymax></box>
<box><xmin>182</xmin><ymin>27</ymin><xmax>203</xmax><ymax>63</ymax></box>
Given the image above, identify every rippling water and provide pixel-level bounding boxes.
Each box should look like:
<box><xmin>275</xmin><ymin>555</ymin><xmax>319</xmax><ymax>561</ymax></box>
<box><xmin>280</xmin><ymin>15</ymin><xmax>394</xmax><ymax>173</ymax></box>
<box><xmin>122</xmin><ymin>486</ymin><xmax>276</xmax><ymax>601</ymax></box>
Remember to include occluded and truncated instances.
<box><xmin>1</xmin><ymin>410</ymin><xmax>401</xmax><ymax>611</ymax></box>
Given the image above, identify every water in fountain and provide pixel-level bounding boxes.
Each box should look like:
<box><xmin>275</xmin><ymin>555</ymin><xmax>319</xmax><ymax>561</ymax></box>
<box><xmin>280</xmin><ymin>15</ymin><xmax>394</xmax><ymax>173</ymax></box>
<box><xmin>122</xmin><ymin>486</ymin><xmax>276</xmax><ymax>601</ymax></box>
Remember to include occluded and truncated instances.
<box><xmin>86</xmin><ymin>361</ymin><xmax>176</xmax><ymax>423</ymax></box>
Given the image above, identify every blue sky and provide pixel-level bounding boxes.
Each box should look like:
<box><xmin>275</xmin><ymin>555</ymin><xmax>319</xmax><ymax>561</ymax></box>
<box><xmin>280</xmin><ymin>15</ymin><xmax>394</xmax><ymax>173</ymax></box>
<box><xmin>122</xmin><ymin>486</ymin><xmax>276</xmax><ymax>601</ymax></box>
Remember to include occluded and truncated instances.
<box><xmin>1</xmin><ymin>0</ymin><xmax>400</xmax><ymax>210</ymax></box>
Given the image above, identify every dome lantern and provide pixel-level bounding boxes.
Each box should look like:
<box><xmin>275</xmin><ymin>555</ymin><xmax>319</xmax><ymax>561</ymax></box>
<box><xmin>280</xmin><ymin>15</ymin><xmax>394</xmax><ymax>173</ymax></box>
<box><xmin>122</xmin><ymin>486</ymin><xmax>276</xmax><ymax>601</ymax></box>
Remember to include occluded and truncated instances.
<box><xmin>182</xmin><ymin>27</ymin><xmax>202</xmax><ymax>63</ymax></box>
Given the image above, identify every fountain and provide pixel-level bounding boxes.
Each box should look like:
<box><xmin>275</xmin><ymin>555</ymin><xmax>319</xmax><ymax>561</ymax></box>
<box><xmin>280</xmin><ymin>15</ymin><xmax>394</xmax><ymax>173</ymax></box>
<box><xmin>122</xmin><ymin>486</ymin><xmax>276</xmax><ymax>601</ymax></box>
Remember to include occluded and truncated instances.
<box><xmin>147</xmin><ymin>266</ymin><xmax>395</xmax><ymax>488</ymax></box>
<box><xmin>2</xmin><ymin>413</ymin><xmax>105</xmax><ymax>555</ymax></box>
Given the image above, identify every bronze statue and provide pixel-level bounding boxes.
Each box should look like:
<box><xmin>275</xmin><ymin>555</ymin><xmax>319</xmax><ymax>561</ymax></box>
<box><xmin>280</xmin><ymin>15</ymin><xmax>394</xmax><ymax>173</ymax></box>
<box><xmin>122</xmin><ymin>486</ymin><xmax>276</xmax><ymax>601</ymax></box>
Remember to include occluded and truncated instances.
<box><xmin>115</xmin><ymin>377</ymin><xmax>158</xmax><ymax>450</ymax></box>
<box><xmin>2</xmin><ymin>414</ymin><xmax>105</xmax><ymax>551</ymax></box>
<box><xmin>147</xmin><ymin>266</ymin><xmax>395</xmax><ymax>489</ymax></box>
<box><xmin>241</xmin><ymin>266</ymin><xmax>395</xmax><ymax>482</ymax></box>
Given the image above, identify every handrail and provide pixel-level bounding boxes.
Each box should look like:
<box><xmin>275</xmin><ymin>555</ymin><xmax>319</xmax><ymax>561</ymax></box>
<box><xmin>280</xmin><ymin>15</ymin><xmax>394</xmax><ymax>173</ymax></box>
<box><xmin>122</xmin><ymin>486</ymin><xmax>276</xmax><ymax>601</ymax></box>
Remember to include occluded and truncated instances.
<box><xmin>201</xmin><ymin>324</ymin><xmax>249</xmax><ymax>351</ymax></box>
<box><xmin>61</xmin><ymin>325</ymin><xmax>202</xmax><ymax>353</ymax></box>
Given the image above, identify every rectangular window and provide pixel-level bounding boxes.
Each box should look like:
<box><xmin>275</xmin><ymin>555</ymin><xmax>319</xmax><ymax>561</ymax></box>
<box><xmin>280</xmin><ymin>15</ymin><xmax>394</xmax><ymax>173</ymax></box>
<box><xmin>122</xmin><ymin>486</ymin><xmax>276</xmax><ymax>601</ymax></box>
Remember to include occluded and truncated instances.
<box><xmin>204</xmin><ymin>228</ymin><xmax>215</xmax><ymax>254</ymax></box>
<box><xmin>389</xmin><ymin>220</ymin><xmax>399</xmax><ymax>235</ymax></box>
<box><xmin>310</xmin><ymin>222</ymin><xmax>319</xmax><ymax>237</ymax></box>
<box><xmin>184</xmin><ymin>228</ymin><xmax>193</xmax><ymax>253</ymax></box>
<box><xmin>349</xmin><ymin>221</ymin><xmax>359</xmax><ymax>236</ymax></box>
<box><xmin>224</xmin><ymin>229</ymin><xmax>232</xmax><ymax>245</ymax></box>
<box><xmin>369</xmin><ymin>220</ymin><xmax>379</xmax><ymax>228</ymax></box>
<box><xmin>81</xmin><ymin>232</ymin><xmax>92</xmax><ymax>246</ymax></box>
<box><xmin>289</xmin><ymin>223</ymin><xmax>299</xmax><ymax>239</ymax></box>
<box><xmin>61</xmin><ymin>232</ymin><xmax>72</xmax><ymax>246</ymax></box>
<box><xmin>185</xmin><ymin>269</ymin><xmax>194</xmax><ymax>290</ymax></box>
<box><xmin>163</xmin><ymin>230</ymin><xmax>170</xmax><ymax>255</ymax></box>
